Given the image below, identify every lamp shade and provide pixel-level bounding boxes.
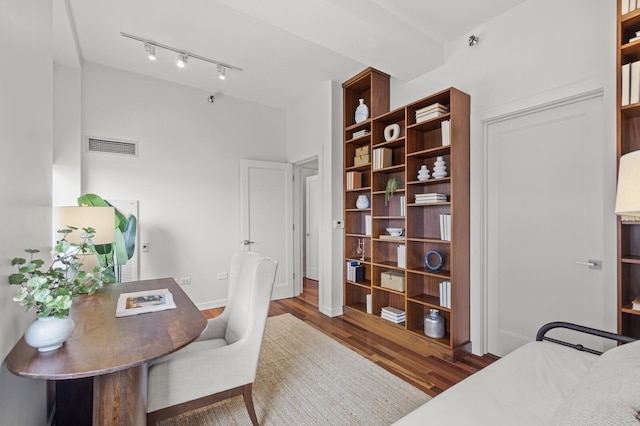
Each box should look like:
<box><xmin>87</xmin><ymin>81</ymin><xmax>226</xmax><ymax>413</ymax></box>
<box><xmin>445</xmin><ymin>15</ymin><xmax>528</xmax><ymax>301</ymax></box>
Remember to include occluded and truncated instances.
<box><xmin>615</xmin><ymin>150</ymin><xmax>640</xmax><ymax>217</ymax></box>
<box><xmin>54</xmin><ymin>206</ymin><xmax>116</xmax><ymax>245</ymax></box>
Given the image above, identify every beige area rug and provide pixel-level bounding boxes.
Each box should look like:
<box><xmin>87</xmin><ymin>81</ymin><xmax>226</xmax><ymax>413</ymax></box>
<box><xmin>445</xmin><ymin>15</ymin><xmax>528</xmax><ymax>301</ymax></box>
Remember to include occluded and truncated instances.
<box><xmin>160</xmin><ymin>313</ymin><xmax>430</xmax><ymax>425</ymax></box>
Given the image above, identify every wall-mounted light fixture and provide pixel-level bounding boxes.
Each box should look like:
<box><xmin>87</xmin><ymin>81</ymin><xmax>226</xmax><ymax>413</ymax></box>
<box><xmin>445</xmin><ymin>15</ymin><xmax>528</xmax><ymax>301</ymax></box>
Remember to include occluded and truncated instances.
<box><xmin>121</xmin><ymin>32</ymin><xmax>242</xmax><ymax>79</ymax></box>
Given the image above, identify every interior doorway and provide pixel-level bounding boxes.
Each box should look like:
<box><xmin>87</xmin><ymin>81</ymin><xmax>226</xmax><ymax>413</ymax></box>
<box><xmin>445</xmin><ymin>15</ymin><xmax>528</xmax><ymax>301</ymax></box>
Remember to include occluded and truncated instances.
<box><xmin>295</xmin><ymin>157</ymin><xmax>320</xmax><ymax>307</ymax></box>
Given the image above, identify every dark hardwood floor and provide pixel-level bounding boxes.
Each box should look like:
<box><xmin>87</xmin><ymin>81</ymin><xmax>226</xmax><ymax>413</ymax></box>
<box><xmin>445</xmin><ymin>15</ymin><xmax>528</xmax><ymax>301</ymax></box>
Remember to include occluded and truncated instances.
<box><xmin>202</xmin><ymin>278</ymin><xmax>497</xmax><ymax>397</ymax></box>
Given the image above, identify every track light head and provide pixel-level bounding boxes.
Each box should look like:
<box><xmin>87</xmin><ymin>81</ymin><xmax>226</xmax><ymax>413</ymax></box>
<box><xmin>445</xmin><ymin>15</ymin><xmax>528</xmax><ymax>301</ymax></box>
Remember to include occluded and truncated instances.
<box><xmin>468</xmin><ymin>35</ymin><xmax>479</xmax><ymax>47</ymax></box>
<box><xmin>218</xmin><ymin>65</ymin><xmax>226</xmax><ymax>80</ymax></box>
<box><xmin>145</xmin><ymin>43</ymin><xmax>156</xmax><ymax>61</ymax></box>
<box><xmin>177</xmin><ymin>53</ymin><xmax>188</xmax><ymax>68</ymax></box>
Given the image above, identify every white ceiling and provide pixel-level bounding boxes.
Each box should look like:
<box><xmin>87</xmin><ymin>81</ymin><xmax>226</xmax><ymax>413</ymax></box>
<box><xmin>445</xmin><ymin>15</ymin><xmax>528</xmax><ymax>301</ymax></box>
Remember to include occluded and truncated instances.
<box><xmin>64</xmin><ymin>0</ymin><xmax>527</xmax><ymax>109</ymax></box>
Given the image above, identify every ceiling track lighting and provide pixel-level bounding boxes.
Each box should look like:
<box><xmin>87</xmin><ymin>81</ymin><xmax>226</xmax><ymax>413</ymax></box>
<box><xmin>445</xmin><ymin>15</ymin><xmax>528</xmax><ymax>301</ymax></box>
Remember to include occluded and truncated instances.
<box><xmin>145</xmin><ymin>43</ymin><xmax>156</xmax><ymax>61</ymax></box>
<box><xmin>121</xmin><ymin>32</ymin><xmax>242</xmax><ymax>78</ymax></box>
<box><xmin>177</xmin><ymin>53</ymin><xmax>188</xmax><ymax>68</ymax></box>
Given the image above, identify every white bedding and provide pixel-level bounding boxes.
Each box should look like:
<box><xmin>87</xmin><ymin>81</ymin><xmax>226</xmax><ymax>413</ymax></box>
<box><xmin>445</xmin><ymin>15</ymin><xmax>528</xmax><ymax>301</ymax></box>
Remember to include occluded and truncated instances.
<box><xmin>393</xmin><ymin>341</ymin><xmax>599</xmax><ymax>426</ymax></box>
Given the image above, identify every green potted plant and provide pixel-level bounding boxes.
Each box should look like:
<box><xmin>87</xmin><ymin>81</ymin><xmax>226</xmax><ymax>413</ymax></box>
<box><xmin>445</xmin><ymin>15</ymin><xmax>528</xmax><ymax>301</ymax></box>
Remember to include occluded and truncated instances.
<box><xmin>9</xmin><ymin>227</ymin><xmax>107</xmax><ymax>351</ymax></box>
<box><xmin>77</xmin><ymin>194</ymin><xmax>137</xmax><ymax>283</ymax></box>
<box><xmin>385</xmin><ymin>178</ymin><xmax>401</xmax><ymax>206</ymax></box>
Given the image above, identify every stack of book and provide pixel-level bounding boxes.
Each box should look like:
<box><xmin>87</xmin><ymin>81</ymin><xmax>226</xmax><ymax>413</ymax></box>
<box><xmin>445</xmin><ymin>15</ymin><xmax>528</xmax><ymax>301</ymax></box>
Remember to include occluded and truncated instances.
<box><xmin>381</xmin><ymin>306</ymin><xmax>405</xmax><ymax>324</ymax></box>
<box><xmin>346</xmin><ymin>261</ymin><xmax>364</xmax><ymax>282</ymax></box>
<box><xmin>632</xmin><ymin>296</ymin><xmax>640</xmax><ymax>311</ymax></box>
<box><xmin>439</xmin><ymin>280</ymin><xmax>451</xmax><ymax>308</ymax></box>
<box><xmin>346</xmin><ymin>171</ymin><xmax>362</xmax><ymax>190</ymax></box>
<box><xmin>415</xmin><ymin>103</ymin><xmax>449</xmax><ymax>123</ymax></box>
<box><xmin>352</xmin><ymin>129</ymin><xmax>370</xmax><ymax>139</ymax></box>
<box><xmin>441</xmin><ymin>120</ymin><xmax>451</xmax><ymax>146</ymax></box>
<box><xmin>622</xmin><ymin>0</ymin><xmax>639</xmax><ymax>15</ymax></box>
<box><xmin>415</xmin><ymin>193</ymin><xmax>447</xmax><ymax>204</ymax></box>
<box><xmin>439</xmin><ymin>213</ymin><xmax>451</xmax><ymax>241</ymax></box>
<box><xmin>372</xmin><ymin>147</ymin><xmax>392</xmax><ymax>170</ymax></box>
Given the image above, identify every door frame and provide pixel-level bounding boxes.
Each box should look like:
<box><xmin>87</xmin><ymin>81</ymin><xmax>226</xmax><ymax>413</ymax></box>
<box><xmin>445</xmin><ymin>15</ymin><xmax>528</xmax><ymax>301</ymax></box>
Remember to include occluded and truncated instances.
<box><xmin>292</xmin><ymin>155</ymin><xmax>320</xmax><ymax>297</ymax></box>
<box><xmin>473</xmin><ymin>86</ymin><xmax>617</xmax><ymax>355</ymax></box>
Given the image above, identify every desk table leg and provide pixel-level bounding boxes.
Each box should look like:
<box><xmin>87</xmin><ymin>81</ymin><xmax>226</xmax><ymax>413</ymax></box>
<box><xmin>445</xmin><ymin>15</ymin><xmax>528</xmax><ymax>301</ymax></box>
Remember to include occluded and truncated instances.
<box><xmin>93</xmin><ymin>365</ymin><xmax>147</xmax><ymax>426</ymax></box>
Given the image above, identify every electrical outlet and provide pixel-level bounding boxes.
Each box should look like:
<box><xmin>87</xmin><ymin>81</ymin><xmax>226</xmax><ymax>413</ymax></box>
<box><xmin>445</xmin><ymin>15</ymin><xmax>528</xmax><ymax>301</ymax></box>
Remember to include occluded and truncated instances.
<box><xmin>177</xmin><ymin>277</ymin><xmax>191</xmax><ymax>285</ymax></box>
<box><xmin>217</xmin><ymin>272</ymin><xmax>228</xmax><ymax>280</ymax></box>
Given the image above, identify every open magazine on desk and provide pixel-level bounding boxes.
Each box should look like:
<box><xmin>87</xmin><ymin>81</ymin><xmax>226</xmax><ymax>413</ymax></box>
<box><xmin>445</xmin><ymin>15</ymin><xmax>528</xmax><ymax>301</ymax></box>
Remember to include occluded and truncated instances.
<box><xmin>115</xmin><ymin>288</ymin><xmax>177</xmax><ymax>317</ymax></box>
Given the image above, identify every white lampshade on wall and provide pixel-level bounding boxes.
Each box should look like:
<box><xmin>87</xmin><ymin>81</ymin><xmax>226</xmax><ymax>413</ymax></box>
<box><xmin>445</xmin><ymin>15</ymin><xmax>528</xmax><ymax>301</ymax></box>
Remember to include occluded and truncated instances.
<box><xmin>615</xmin><ymin>150</ymin><xmax>640</xmax><ymax>218</ymax></box>
<box><xmin>53</xmin><ymin>206</ymin><xmax>116</xmax><ymax>244</ymax></box>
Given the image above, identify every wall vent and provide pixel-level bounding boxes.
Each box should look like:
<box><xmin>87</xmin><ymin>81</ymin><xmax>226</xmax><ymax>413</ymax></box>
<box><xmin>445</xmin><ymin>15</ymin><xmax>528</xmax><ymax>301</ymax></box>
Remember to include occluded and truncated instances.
<box><xmin>87</xmin><ymin>137</ymin><xmax>138</xmax><ymax>157</ymax></box>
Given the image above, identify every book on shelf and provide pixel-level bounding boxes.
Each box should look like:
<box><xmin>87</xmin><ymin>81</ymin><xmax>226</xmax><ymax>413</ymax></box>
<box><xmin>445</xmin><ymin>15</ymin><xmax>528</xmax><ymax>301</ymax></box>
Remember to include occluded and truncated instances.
<box><xmin>366</xmin><ymin>293</ymin><xmax>372</xmax><ymax>314</ymax></box>
<box><xmin>346</xmin><ymin>261</ymin><xmax>364</xmax><ymax>282</ymax></box>
<box><xmin>415</xmin><ymin>103</ymin><xmax>449</xmax><ymax>123</ymax></box>
<box><xmin>115</xmin><ymin>288</ymin><xmax>177</xmax><ymax>317</ymax></box>
<box><xmin>633</xmin><ymin>296</ymin><xmax>640</xmax><ymax>310</ymax></box>
<box><xmin>440</xmin><ymin>213</ymin><xmax>451</xmax><ymax>241</ymax></box>
<box><xmin>397</xmin><ymin>244</ymin><xmax>406</xmax><ymax>268</ymax></box>
<box><xmin>365</xmin><ymin>214</ymin><xmax>372</xmax><ymax>236</ymax></box>
<box><xmin>379</xmin><ymin>234</ymin><xmax>405</xmax><ymax>241</ymax></box>
<box><xmin>346</xmin><ymin>171</ymin><xmax>362</xmax><ymax>190</ymax></box>
<box><xmin>372</xmin><ymin>147</ymin><xmax>392</xmax><ymax>170</ymax></box>
<box><xmin>415</xmin><ymin>193</ymin><xmax>447</xmax><ymax>204</ymax></box>
<box><xmin>381</xmin><ymin>306</ymin><xmax>405</xmax><ymax>323</ymax></box>
<box><xmin>631</xmin><ymin>60</ymin><xmax>640</xmax><ymax>105</ymax></box>
<box><xmin>622</xmin><ymin>63</ymin><xmax>631</xmax><ymax>106</ymax></box>
<box><xmin>441</xmin><ymin>120</ymin><xmax>451</xmax><ymax>146</ymax></box>
<box><xmin>399</xmin><ymin>195</ymin><xmax>406</xmax><ymax>217</ymax></box>
<box><xmin>439</xmin><ymin>280</ymin><xmax>451</xmax><ymax>308</ymax></box>
<box><xmin>623</xmin><ymin>0</ymin><xmax>639</xmax><ymax>14</ymax></box>
<box><xmin>352</xmin><ymin>129</ymin><xmax>370</xmax><ymax>139</ymax></box>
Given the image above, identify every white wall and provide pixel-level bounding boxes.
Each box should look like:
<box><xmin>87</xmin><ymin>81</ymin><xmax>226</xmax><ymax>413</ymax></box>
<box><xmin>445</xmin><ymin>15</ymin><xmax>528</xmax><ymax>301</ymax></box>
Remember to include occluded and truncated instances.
<box><xmin>286</xmin><ymin>81</ymin><xmax>344</xmax><ymax>316</ymax></box>
<box><xmin>0</xmin><ymin>0</ymin><xmax>53</xmax><ymax>424</ymax></box>
<box><xmin>81</xmin><ymin>63</ymin><xmax>287</xmax><ymax>307</ymax></box>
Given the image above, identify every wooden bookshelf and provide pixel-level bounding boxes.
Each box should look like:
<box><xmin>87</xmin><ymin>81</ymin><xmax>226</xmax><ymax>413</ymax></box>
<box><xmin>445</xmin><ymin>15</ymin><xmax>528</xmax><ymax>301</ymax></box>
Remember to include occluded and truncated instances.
<box><xmin>342</xmin><ymin>68</ymin><xmax>471</xmax><ymax>360</ymax></box>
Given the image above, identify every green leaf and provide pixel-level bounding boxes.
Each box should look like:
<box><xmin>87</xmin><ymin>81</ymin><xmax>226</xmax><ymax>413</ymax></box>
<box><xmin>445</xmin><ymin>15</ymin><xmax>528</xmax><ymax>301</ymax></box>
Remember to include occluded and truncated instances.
<box><xmin>114</xmin><ymin>229</ymin><xmax>128</xmax><ymax>266</ymax></box>
<box><xmin>11</xmin><ymin>257</ymin><xmax>26</xmax><ymax>266</ymax></box>
<box><xmin>8</xmin><ymin>273</ymin><xmax>25</xmax><ymax>284</ymax></box>
<box><xmin>123</xmin><ymin>215</ymin><xmax>137</xmax><ymax>260</ymax></box>
<box><xmin>25</xmin><ymin>249</ymin><xmax>40</xmax><ymax>254</ymax></box>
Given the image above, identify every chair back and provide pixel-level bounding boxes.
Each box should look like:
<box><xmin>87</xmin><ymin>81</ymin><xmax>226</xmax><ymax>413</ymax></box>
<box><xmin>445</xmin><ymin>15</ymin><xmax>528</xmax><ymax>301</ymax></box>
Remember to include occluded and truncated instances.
<box><xmin>224</xmin><ymin>251</ymin><xmax>277</xmax><ymax>345</ymax></box>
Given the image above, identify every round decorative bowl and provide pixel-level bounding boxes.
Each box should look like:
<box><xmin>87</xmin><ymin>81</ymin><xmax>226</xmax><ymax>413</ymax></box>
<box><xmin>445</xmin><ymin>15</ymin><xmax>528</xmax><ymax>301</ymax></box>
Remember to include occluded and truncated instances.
<box><xmin>386</xmin><ymin>227</ymin><xmax>404</xmax><ymax>237</ymax></box>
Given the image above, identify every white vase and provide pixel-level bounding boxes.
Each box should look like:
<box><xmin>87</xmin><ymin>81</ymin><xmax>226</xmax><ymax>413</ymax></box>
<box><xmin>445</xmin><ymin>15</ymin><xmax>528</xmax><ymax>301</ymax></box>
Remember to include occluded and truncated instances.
<box><xmin>356</xmin><ymin>194</ymin><xmax>370</xmax><ymax>209</ymax></box>
<box><xmin>355</xmin><ymin>99</ymin><xmax>369</xmax><ymax>123</ymax></box>
<box><xmin>25</xmin><ymin>316</ymin><xmax>75</xmax><ymax>352</ymax></box>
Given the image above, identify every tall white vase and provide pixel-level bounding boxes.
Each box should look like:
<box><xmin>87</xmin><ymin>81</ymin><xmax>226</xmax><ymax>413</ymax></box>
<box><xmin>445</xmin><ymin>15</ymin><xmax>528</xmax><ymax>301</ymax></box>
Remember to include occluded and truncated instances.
<box><xmin>25</xmin><ymin>316</ymin><xmax>75</xmax><ymax>352</ymax></box>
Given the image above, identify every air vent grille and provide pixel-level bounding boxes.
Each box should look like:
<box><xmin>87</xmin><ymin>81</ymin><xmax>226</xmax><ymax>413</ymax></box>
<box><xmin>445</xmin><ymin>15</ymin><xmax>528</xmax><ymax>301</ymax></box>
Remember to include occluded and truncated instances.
<box><xmin>87</xmin><ymin>138</ymin><xmax>137</xmax><ymax>156</ymax></box>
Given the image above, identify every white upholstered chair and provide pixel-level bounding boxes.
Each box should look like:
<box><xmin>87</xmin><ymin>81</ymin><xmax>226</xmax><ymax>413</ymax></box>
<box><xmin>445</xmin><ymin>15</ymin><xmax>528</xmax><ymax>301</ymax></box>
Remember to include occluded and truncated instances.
<box><xmin>146</xmin><ymin>251</ymin><xmax>278</xmax><ymax>425</ymax></box>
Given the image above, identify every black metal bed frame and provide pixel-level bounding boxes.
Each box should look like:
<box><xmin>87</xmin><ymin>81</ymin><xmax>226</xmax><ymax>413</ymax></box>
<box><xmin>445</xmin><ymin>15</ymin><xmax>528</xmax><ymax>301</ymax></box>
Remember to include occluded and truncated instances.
<box><xmin>535</xmin><ymin>321</ymin><xmax>637</xmax><ymax>355</ymax></box>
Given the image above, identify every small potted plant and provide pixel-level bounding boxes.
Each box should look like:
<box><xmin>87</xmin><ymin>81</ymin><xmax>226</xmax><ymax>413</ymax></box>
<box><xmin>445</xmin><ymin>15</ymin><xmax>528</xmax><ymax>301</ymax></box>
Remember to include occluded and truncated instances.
<box><xmin>9</xmin><ymin>227</ymin><xmax>108</xmax><ymax>352</ymax></box>
<box><xmin>385</xmin><ymin>178</ymin><xmax>401</xmax><ymax>206</ymax></box>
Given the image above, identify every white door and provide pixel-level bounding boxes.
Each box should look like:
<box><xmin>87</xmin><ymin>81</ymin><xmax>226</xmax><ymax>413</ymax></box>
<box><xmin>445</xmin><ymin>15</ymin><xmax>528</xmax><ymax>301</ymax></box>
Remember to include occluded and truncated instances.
<box><xmin>486</xmin><ymin>92</ymin><xmax>607</xmax><ymax>356</ymax></box>
<box><xmin>305</xmin><ymin>175</ymin><xmax>320</xmax><ymax>281</ymax></box>
<box><xmin>240</xmin><ymin>159</ymin><xmax>293</xmax><ymax>300</ymax></box>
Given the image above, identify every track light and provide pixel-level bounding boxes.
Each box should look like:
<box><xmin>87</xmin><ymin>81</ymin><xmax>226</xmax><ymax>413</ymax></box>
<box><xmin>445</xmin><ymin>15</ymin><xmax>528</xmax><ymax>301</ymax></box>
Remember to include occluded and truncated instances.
<box><xmin>145</xmin><ymin>43</ymin><xmax>156</xmax><ymax>61</ymax></box>
<box><xmin>177</xmin><ymin>53</ymin><xmax>188</xmax><ymax>68</ymax></box>
<box><xmin>121</xmin><ymin>32</ymin><xmax>243</xmax><ymax>79</ymax></box>
<box><xmin>468</xmin><ymin>35</ymin><xmax>479</xmax><ymax>47</ymax></box>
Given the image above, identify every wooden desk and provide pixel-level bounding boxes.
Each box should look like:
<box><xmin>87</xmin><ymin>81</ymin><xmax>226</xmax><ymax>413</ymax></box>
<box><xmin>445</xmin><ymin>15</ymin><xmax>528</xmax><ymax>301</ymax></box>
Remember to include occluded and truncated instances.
<box><xmin>6</xmin><ymin>278</ymin><xmax>207</xmax><ymax>425</ymax></box>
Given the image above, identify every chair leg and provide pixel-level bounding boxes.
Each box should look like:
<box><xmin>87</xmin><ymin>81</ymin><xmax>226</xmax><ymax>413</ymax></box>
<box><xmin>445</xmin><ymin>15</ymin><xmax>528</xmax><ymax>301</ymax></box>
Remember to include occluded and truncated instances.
<box><xmin>242</xmin><ymin>383</ymin><xmax>259</xmax><ymax>426</ymax></box>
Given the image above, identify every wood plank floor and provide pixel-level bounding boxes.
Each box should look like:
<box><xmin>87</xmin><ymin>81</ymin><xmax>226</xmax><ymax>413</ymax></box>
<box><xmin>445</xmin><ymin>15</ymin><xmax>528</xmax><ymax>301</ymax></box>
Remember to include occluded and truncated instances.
<box><xmin>202</xmin><ymin>278</ymin><xmax>497</xmax><ymax>397</ymax></box>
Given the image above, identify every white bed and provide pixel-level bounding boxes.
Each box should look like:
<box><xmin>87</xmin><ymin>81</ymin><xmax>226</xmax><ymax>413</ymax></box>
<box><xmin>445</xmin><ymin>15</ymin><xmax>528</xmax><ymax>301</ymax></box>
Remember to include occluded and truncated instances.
<box><xmin>394</xmin><ymin>323</ymin><xmax>640</xmax><ymax>426</ymax></box>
